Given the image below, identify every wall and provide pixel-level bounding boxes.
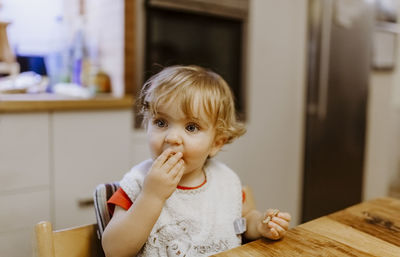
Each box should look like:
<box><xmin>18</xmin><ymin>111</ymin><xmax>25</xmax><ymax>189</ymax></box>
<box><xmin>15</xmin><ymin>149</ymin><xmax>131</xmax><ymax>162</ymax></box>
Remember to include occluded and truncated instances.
<box><xmin>364</xmin><ymin>0</ymin><xmax>400</xmax><ymax>200</ymax></box>
<box><xmin>0</xmin><ymin>0</ymin><xmax>63</xmax><ymax>55</ymax></box>
<box><xmin>216</xmin><ymin>0</ymin><xmax>307</xmax><ymax>225</ymax></box>
<box><xmin>364</xmin><ymin>73</ymin><xmax>400</xmax><ymax>200</ymax></box>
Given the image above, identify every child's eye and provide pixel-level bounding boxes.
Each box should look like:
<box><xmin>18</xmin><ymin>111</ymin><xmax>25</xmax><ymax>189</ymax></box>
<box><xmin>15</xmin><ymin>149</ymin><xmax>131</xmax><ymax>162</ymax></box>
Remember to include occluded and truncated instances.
<box><xmin>185</xmin><ymin>123</ymin><xmax>200</xmax><ymax>133</ymax></box>
<box><xmin>154</xmin><ymin>119</ymin><xmax>167</xmax><ymax>128</ymax></box>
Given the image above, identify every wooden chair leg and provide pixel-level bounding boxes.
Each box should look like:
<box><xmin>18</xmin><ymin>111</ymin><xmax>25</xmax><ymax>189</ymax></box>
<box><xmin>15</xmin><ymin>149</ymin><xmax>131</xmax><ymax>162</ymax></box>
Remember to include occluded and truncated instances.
<box><xmin>35</xmin><ymin>221</ymin><xmax>55</xmax><ymax>257</ymax></box>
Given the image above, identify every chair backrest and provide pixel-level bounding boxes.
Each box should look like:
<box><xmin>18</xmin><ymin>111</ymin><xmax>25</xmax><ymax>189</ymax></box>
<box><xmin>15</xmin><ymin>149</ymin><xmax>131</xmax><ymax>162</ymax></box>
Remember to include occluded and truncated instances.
<box><xmin>93</xmin><ymin>182</ymin><xmax>120</xmax><ymax>238</ymax></box>
<box><xmin>34</xmin><ymin>184</ymin><xmax>255</xmax><ymax>256</ymax></box>
<box><xmin>35</xmin><ymin>221</ymin><xmax>105</xmax><ymax>257</ymax></box>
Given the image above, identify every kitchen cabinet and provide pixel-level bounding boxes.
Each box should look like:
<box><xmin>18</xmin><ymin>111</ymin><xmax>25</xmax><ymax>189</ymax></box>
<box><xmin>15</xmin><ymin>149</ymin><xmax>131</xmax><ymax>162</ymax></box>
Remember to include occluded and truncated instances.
<box><xmin>52</xmin><ymin>110</ymin><xmax>132</xmax><ymax>228</ymax></box>
<box><xmin>0</xmin><ymin>95</ymin><xmax>133</xmax><ymax>256</ymax></box>
<box><xmin>0</xmin><ymin>113</ymin><xmax>50</xmax><ymax>192</ymax></box>
<box><xmin>0</xmin><ymin>113</ymin><xmax>51</xmax><ymax>257</ymax></box>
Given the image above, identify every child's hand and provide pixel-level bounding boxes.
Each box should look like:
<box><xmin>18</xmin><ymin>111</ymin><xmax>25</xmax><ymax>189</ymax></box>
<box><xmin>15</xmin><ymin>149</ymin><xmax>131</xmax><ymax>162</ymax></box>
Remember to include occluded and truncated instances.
<box><xmin>257</xmin><ymin>209</ymin><xmax>291</xmax><ymax>240</ymax></box>
<box><xmin>142</xmin><ymin>148</ymin><xmax>185</xmax><ymax>201</ymax></box>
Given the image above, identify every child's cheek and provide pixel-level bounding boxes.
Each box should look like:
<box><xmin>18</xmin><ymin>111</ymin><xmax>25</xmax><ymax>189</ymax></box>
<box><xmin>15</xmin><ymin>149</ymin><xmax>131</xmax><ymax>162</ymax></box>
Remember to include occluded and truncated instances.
<box><xmin>147</xmin><ymin>137</ymin><xmax>163</xmax><ymax>159</ymax></box>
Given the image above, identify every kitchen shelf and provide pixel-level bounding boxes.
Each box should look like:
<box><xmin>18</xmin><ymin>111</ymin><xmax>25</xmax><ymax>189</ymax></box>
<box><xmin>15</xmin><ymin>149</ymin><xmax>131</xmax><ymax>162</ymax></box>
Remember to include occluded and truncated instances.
<box><xmin>0</xmin><ymin>93</ymin><xmax>134</xmax><ymax>113</ymax></box>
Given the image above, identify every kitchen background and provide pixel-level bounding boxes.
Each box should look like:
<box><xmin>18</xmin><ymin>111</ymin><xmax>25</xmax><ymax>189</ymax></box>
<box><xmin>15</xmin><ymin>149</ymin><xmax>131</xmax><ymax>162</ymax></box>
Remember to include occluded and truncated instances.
<box><xmin>1</xmin><ymin>0</ymin><xmax>400</xmax><ymax>256</ymax></box>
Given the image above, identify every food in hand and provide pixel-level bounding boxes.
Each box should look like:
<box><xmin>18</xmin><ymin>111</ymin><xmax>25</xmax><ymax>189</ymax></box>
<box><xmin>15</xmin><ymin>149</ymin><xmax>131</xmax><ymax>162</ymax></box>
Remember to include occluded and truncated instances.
<box><xmin>263</xmin><ymin>209</ymin><xmax>279</xmax><ymax>224</ymax></box>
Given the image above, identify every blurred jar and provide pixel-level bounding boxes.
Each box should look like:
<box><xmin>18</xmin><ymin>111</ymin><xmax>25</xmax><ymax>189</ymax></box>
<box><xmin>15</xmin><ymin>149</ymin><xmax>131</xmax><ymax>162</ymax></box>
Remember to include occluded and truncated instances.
<box><xmin>92</xmin><ymin>70</ymin><xmax>111</xmax><ymax>93</ymax></box>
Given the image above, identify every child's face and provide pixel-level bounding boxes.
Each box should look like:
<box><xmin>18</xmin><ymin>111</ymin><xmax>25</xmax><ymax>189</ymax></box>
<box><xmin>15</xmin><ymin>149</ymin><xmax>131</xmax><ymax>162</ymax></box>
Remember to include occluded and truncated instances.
<box><xmin>146</xmin><ymin>99</ymin><xmax>224</xmax><ymax>181</ymax></box>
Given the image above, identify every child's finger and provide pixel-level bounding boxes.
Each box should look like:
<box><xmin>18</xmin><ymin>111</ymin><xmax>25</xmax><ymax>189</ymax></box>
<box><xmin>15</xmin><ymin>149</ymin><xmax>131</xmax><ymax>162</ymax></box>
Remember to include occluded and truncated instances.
<box><xmin>173</xmin><ymin>161</ymin><xmax>185</xmax><ymax>184</ymax></box>
<box><xmin>268</xmin><ymin>222</ymin><xmax>286</xmax><ymax>237</ymax></box>
<box><xmin>262</xmin><ymin>209</ymin><xmax>279</xmax><ymax>224</ymax></box>
<box><xmin>153</xmin><ymin>148</ymin><xmax>174</xmax><ymax>168</ymax></box>
<box><xmin>269</xmin><ymin>228</ymin><xmax>280</xmax><ymax>239</ymax></box>
<box><xmin>277</xmin><ymin>212</ymin><xmax>291</xmax><ymax>222</ymax></box>
<box><xmin>271</xmin><ymin>216</ymin><xmax>289</xmax><ymax>230</ymax></box>
<box><xmin>265</xmin><ymin>209</ymin><xmax>275</xmax><ymax>216</ymax></box>
<box><xmin>169</xmin><ymin>159</ymin><xmax>185</xmax><ymax>178</ymax></box>
<box><xmin>163</xmin><ymin>152</ymin><xmax>183</xmax><ymax>172</ymax></box>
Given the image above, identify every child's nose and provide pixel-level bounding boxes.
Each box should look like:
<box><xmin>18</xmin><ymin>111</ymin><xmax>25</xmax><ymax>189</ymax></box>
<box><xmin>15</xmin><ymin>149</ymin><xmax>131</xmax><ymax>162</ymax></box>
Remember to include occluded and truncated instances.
<box><xmin>165</xmin><ymin>129</ymin><xmax>183</xmax><ymax>145</ymax></box>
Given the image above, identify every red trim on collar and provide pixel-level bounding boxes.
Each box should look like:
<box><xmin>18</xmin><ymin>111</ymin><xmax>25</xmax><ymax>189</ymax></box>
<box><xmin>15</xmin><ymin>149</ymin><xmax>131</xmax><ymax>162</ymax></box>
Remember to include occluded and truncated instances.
<box><xmin>177</xmin><ymin>177</ymin><xmax>207</xmax><ymax>190</ymax></box>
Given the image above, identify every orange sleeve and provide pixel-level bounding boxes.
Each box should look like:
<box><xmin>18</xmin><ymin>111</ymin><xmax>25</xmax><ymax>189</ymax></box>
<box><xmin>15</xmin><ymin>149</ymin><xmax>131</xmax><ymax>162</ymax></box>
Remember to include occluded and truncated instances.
<box><xmin>242</xmin><ymin>190</ymin><xmax>246</xmax><ymax>204</ymax></box>
<box><xmin>107</xmin><ymin>187</ymin><xmax>133</xmax><ymax>215</ymax></box>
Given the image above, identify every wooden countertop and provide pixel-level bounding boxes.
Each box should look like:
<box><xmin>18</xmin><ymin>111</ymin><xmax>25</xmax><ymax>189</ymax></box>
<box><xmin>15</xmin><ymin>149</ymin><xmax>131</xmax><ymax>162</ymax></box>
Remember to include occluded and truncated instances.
<box><xmin>0</xmin><ymin>93</ymin><xmax>134</xmax><ymax>113</ymax></box>
<box><xmin>213</xmin><ymin>197</ymin><xmax>400</xmax><ymax>256</ymax></box>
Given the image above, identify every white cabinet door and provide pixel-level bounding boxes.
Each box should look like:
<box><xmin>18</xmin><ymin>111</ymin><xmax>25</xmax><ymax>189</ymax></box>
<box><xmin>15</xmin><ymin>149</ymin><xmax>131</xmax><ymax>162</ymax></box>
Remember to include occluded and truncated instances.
<box><xmin>0</xmin><ymin>113</ymin><xmax>51</xmax><ymax>257</ymax></box>
<box><xmin>0</xmin><ymin>228</ymin><xmax>39</xmax><ymax>257</ymax></box>
<box><xmin>52</xmin><ymin>110</ymin><xmax>132</xmax><ymax>229</ymax></box>
<box><xmin>0</xmin><ymin>190</ymin><xmax>51</xmax><ymax>257</ymax></box>
<box><xmin>0</xmin><ymin>190</ymin><xmax>51</xmax><ymax>233</ymax></box>
<box><xmin>0</xmin><ymin>113</ymin><xmax>50</xmax><ymax>192</ymax></box>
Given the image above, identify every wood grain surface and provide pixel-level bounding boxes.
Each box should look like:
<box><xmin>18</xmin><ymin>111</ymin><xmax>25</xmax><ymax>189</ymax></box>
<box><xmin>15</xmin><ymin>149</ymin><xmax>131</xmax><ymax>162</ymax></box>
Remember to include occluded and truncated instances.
<box><xmin>213</xmin><ymin>197</ymin><xmax>400</xmax><ymax>256</ymax></box>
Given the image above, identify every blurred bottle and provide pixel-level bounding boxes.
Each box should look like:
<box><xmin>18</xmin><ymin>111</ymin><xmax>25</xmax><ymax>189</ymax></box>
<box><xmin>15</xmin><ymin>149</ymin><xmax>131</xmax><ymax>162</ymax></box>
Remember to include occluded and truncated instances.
<box><xmin>87</xmin><ymin>36</ymin><xmax>111</xmax><ymax>94</ymax></box>
<box><xmin>45</xmin><ymin>15</ymin><xmax>69</xmax><ymax>91</ymax></box>
<box><xmin>70</xmin><ymin>0</ymin><xmax>90</xmax><ymax>87</ymax></box>
<box><xmin>0</xmin><ymin>21</ymin><xmax>15</xmax><ymax>63</ymax></box>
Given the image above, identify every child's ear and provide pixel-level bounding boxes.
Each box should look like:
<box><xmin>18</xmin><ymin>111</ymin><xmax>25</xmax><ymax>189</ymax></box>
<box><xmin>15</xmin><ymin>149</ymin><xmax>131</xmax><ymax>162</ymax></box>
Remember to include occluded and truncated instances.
<box><xmin>209</xmin><ymin>136</ymin><xmax>227</xmax><ymax>157</ymax></box>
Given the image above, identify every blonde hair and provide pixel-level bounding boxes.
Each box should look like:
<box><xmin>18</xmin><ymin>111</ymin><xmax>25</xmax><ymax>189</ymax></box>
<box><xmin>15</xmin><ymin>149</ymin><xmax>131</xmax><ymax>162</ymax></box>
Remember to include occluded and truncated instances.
<box><xmin>138</xmin><ymin>65</ymin><xmax>246</xmax><ymax>144</ymax></box>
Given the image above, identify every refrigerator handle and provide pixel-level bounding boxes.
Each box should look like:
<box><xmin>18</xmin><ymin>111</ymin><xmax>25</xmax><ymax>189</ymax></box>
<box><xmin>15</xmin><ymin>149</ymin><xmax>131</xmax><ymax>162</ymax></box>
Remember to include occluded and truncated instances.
<box><xmin>317</xmin><ymin>0</ymin><xmax>333</xmax><ymax>120</ymax></box>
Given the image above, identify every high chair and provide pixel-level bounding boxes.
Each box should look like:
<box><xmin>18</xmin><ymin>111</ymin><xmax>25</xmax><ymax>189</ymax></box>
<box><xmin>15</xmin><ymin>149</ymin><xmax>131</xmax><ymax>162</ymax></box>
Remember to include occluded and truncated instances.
<box><xmin>93</xmin><ymin>182</ymin><xmax>120</xmax><ymax>237</ymax></box>
<box><xmin>34</xmin><ymin>183</ymin><xmax>255</xmax><ymax>257</ymax></box>
<box><xmin>34</xmin><ymin>221</ymin><xmax>104</xmax><ymax>257</ymax></box>
<box><xmin>34</xmin><ymin>182</ymin><xmax>119</xmax><ymax>257</ymax></box>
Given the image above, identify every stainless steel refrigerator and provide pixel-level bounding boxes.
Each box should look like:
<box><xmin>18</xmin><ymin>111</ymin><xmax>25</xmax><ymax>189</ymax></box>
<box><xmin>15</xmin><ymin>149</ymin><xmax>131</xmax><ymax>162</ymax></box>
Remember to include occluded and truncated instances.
<box><xmin>302</xmin><ymin>0</ymin><xmax>374</xmax><ymax>222</ymax></box>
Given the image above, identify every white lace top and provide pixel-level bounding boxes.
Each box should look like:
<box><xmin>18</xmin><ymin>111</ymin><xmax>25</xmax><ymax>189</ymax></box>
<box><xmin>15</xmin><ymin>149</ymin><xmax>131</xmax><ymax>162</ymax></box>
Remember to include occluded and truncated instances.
<box><xmin>119</xmin><ymin>159</ymin><xmax>243</xmax><ymax>257</ymax></box>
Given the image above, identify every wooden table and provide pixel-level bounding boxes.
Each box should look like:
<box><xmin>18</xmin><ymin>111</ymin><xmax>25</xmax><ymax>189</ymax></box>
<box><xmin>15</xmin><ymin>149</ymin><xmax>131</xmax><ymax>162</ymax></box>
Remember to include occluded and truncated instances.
<box><xmin>213</xmin><ymin>197</ymin><xmax>400</xmax><ymax>256</ymax></box>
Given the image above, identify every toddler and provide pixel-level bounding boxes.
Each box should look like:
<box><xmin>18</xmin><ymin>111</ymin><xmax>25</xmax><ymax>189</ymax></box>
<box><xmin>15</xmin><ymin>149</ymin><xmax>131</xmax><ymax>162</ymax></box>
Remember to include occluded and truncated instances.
<box><xmin>102</xmin><ymin>65</ymin><xmax>291</xmax><ymax>257</ymax></box>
